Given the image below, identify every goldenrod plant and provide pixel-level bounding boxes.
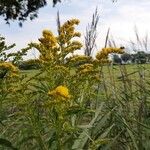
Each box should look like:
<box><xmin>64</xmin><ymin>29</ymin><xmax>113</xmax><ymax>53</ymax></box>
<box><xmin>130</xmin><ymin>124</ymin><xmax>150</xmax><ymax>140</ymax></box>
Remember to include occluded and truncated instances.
<box><xmin>0</xmin><ymin>17</ymin><xmax>150</xmax><ymax>150</ymax></box>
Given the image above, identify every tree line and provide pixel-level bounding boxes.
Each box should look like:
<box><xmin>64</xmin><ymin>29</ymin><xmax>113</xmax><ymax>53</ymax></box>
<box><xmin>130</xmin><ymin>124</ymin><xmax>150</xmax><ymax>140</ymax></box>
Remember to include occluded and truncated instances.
<box><xmin>113</xmin><ymin>51</ymin><xmax>150</xmax><ymax>64</ymax></box>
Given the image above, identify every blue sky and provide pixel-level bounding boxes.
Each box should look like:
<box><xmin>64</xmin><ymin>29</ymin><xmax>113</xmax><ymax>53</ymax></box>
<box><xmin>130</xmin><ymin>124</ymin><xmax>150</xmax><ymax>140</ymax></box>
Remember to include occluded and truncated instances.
<box><xmin>0</xmin><ymin>0</ymin><xmax>150</xmax><ymax>58</ymax></box>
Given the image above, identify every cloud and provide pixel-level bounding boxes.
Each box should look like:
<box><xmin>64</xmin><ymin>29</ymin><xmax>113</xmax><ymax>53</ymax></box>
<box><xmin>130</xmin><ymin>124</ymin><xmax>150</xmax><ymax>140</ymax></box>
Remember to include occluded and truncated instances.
<box><xmin>0</xmin><ymin>0</ymin><xmax>150</xmax><ymax>59</ymax></box>
<box><xmin>97</xmin><ymin>0</ymin><xmax>150</xmax><ymax>49</ymax></box>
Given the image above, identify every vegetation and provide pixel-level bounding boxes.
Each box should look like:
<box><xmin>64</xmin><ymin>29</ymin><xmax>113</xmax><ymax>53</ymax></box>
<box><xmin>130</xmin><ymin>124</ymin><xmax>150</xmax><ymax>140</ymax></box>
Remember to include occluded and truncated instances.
<box><xmin>112</xmin><ymin>51</ymin><xmax>150</xmax><ymax>64</ymax></box>
<box><xmin>0</xmin><ymin>14</ymin><xmax>150</xmax><ymax>150</ymax></box>
<box><xmin>18</xmin><ymin>59</ymin><xmax>41</xmax><ymax>70</ymax></box>
<box><xmin>0</xmin><ymin>0</ymin><xmax>62</xmax><ymax>26</ymax></box>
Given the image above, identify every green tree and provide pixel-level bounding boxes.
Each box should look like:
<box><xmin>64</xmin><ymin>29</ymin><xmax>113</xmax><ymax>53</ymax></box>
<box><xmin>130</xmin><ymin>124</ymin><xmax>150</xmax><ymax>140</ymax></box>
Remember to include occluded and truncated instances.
<box><xmin>0</xmin><ymin>0</ymin><xmax>61</xmax><ymax>26</ymax></box>
<box><xmin>146</xmin><ymin>53</ymin><xmax>150</xmax><ymax>63</ymax></box>
<box><xmin>135</xmin><ymin>51</ymin><xmax>147</xmax><ymax>64</ymax></box>
<box><xmin>0</xmin><ymin>0</ymin><xmax>116</xmax><ymax>26</ymax></box>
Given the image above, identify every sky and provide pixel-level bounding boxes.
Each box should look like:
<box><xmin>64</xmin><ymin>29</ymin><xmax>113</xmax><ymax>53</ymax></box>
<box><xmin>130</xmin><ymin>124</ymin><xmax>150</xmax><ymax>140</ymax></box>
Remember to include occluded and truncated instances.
<box><xmin>0</xmin><ymin>0</ymin><xmax>150</xmax><ymax>59</ymax></box>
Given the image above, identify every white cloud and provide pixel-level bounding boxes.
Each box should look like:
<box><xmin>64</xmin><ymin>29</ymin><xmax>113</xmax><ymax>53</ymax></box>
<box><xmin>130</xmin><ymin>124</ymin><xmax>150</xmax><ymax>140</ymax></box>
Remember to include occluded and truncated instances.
<box><xmin>0</xmin><ymin>0</ymin><xmax>150</xmax><ymax>59</ymax></box>
<box><xmin>97</xmin><ymin>0</ymin><xmax>150</xmax><ymax>51</ymax></box>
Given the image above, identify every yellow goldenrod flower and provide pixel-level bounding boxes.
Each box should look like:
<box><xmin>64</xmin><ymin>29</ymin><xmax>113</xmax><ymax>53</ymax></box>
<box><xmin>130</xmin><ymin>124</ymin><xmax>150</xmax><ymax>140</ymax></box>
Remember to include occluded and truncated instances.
<box><xmin>43</xmin><ymin>30</ymin><xmax>53</xmax><ymax>37</ymax></box>
<box><xmin>73</xmin><ymin>32</ymin><xmax>81</xmax><ymax>37</ymax></box>
<box><xmin>31</xmin><ymin>18</ymin><xmax>82</xmax><ymax>64</ymax></box>
<box><xmin>64</xmin><ymin>42</ymin><xmax>82</xmax><ymax>53</ymax></box>
<box><xmin>58</xmin><ymin>19</ymin><xmax>81</xmax><ymax>45</ymax></box>
<box><xmin>48</xmin><ymin>85</ymin><xmax>70</xmax><ymax>99</ymax></box>
<box><xmin>79</xmin><ymin>68</ymin><xmax>90</xmax><ymax>74</ymax></box>
<box><xmin>39</xmin><ymin>29</ymin><xmax>57</xmax><ymax>50</ymax></box>
<box><xmin>54</xmin><ymin>65</ymin><xmax>69</xmax><ymax>74</ymax></box>
<box><xmin>0</xmin><ymin>62</ymin><xmax>19</xmax><ymax>78</ymax></box>
<box><xmin>96</xmin><ymin>47</ymin><xmax>124</xmax><ymax>61</ymax></box>
<box><xmin>78</xmin><ymin>64</ymin><xmax>93</xmax><ymax>70</ymax></box>
<box><xmin>68</xmin><ymin>55</ymin><xmax>93</xmax><ymax>63</ymax></box>
<box><xmin>0</xmin><ymin>62</ymin><xmax>17</xmax><ymax>71</ymax></box>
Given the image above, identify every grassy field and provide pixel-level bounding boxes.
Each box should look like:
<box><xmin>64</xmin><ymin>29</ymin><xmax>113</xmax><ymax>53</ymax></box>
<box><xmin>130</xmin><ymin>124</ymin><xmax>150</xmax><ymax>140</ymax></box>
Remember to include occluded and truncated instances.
<box><xmin>1</xmin><ymin>64</ymin><xmax>150</xmax><ymax>150</ymax></box>
<box><xmin>20</xmin><ymin>63</ymin><xmax>150</xmax><ymax>86</ymax></box>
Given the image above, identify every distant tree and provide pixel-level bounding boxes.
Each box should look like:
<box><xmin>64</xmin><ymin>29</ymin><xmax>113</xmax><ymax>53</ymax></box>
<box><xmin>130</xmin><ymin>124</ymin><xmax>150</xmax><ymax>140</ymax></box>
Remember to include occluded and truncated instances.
<box><xmin>121</xmin><ymin>53</ymin><xmax>131</xmax><ymax>63</ymax></box>
<box><xmin>113</xmin><ymin>54</ymin><xmax>122</xmax><ymax>64</ymax></box>
<box><xmin>135</xmin><ymin>51</ymin><xmax>147</xmax><ymax>64</ymax></box>
<box><xmin>131</xmin><ymin>54</ymin><xmax>136</xmax><ymax>63</ymax></box>
<box><xmin>146</xmin><ymin>53</ymin><xmax>150</xmax><ymax>63</ymax></box>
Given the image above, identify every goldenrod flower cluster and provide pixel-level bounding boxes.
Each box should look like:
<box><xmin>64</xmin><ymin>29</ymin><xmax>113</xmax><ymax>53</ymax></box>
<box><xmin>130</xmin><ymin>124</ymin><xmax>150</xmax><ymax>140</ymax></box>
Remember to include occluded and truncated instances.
<box><xmin>36</xmin><ymin>30</ymin><xmax>58</xmax><ymax>63</ymax></box>
<box><xmin>78</xmin><ymin>64</ymin><xmax>94</xmax><ymax>74</ymax></box>
<box><xmin>58</xmin><ymin>19</ymin><xmax>81</xmax><ymax>44</ymax></box>
<box><xmin>31</xmin><ymin>19</ymin><xmax>82</xmax><ymax>65</ymax></box>
<box><xmin>67</xmin><ymin>55</ymin><xmax>93</xmax><ymax>66</ymax></box>
<box><xmin>54</xmin><ymin>65</ymin><xmax>69</xmax><ymax>74</ymax></box>
<box><xmin>0</xmin><ymin>62</ymin><xmax>18</xmax><ymax>78</ymax></box>
<box><xmin>96</xmin><ymin>47</ymin><xmax>124</xmax><ymax>62</ymax></box>
<box><xmin>57</xmin><ymin>19</ymin><xmax>82</xmax><ymax>56</ymax></box>
<box><xmin>39</xmin><ymin>50</ymin><xmax>54</xmax><ymax>63</ymax></box>
<box><xmin>48</xmin><ymin>85</ymin><xmax>70</xmax><ymax>99</ymax></box>
<box><xmin>64</xmin><ymin>41</ymin><xmax>82</xmax><ymax>54</ymax></box>
<box><xmin>0</xmin><ymin>62</ymin><xmax>17</xmax><ymax>71</ymax></box>
<box><xmin>78</xmin><ymin>64</ymin><xmax>93</xmax><ymax>70</ymax></box>
<box><xmin>39</xmin><ymin>30</ymin><xmax>57</xmax><ymax>49</ymax></box>
<box><xmin>77</xmin><ymin>64</ymin><xmax>100</xmax><ymax>82</ymax></box>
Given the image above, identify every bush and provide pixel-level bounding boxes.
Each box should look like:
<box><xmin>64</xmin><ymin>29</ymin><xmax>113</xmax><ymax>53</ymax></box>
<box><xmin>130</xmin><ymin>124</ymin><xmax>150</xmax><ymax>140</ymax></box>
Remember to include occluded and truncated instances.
<box><xmin>18</xmin><ymin>59</ymin><xmax>41</xmax><ymax>70</ymax></box>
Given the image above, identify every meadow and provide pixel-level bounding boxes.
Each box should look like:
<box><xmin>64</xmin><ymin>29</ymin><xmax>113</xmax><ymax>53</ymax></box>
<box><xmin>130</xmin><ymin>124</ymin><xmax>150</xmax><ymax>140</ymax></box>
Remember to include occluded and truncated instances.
<box><xmin>0</xmin><ymin>18</ymin><xmax>150</xmax><ymax>150</ymax></box>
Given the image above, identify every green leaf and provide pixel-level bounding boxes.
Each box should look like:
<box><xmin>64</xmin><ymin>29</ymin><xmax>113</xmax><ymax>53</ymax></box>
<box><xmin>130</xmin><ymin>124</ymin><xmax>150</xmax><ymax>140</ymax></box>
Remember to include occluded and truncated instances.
<box><xmin>122</xmin><ymin>118</ymin><xmax>139</xmax><ymax>150</ymax></box>
<box><xmin>72</xmin><ymin>103</ymin><xmax>113</xmax><ymax>149</ymax></box>
<box><xmin>0</xmin><ymin>138</ymin><xmax>17</xmax><ymax>150</ymax></box>
<box><xmin>72</xmin><ymin>129</ymin><xmax>90</xmax><ymax>150</ymax></box>
<box><xmin>126</xmin><ymin>128</ymin><xmax>139</xmax><ymax>150</ymax></box>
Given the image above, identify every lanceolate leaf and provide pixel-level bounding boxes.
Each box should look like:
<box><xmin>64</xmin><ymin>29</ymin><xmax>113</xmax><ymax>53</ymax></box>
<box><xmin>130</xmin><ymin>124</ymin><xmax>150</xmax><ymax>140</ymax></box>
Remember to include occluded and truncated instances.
<box><xmin>0</xmin><ymin>138</ymin><xmax>17</xmax><ymax>150</ymax></box>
